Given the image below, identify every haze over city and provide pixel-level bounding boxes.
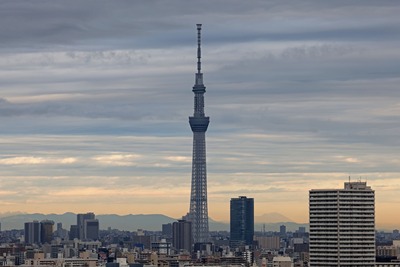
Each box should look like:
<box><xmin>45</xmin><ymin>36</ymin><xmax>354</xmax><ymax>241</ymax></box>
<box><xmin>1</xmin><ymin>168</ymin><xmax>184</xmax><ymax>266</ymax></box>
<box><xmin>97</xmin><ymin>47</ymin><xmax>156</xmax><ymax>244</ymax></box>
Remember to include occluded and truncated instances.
<box><xmin>0</xmin><ymin>1</ymin><xmax>399</xmax><ymax>229</ymax></box>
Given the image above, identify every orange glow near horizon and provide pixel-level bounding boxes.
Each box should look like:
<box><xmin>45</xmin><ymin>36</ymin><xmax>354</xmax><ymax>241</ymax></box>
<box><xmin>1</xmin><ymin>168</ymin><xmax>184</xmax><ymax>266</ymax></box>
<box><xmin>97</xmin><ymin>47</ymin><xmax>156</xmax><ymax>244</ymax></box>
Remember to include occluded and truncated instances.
<box><xmin>1</xmin><ymin>192</ymin><xmax>398</xmax><ymax>230</ymax></box>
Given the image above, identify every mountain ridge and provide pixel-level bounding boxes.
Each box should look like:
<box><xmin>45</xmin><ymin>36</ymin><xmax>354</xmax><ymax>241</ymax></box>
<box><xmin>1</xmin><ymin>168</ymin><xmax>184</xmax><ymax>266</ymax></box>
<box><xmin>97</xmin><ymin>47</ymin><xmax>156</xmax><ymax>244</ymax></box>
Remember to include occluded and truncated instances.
<box><xmin>0</xmin><ymin>212</ymin><xmax>307</xmax><ymax>232</ymax></box>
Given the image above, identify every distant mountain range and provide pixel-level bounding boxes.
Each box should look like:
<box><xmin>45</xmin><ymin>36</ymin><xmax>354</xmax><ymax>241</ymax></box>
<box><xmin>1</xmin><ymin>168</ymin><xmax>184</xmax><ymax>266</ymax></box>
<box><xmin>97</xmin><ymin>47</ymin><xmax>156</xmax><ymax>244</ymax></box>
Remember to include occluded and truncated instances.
<box><xmin>0</xmin><ymin>212</ymin><xmax>307</xmax><ymax>232</ymax></box>
<box><xmin>255</xmin><ymin>212</ymin><xmax>293</xmax><ymax>223</ymax></box>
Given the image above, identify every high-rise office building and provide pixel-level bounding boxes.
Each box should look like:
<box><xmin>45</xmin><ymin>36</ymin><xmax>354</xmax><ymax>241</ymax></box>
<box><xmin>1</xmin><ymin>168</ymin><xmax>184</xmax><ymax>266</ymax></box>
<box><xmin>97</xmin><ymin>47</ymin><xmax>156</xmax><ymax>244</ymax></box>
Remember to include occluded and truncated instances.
<box><xmin>69</xmin><ymin>225</ymin><xmax>78</xmax><ymax>240</ymax></box>
<box><xmin>188</xmin><ymin>24</ymin><xmax>210</xmax><ymax>244</ymax></box>
<box><xmin>55</xmin><ymin>222</ymin><xmax>68</xmax><ymax>239</ymax></box>
<box><xmin>77</xmin><ymin>212</ymin><xmax>95</xmax><ymax>240</ymax></box>
<box><xmin>162</xmin><ymin>223</ymin><xmax>172</xmax><ymax>238</ymax></box>
<box><xmin>40</xmin><ymin>220</ymin><xmax>54</xmax><ymax>244</ymax></box>
<box><xmin>279</xmin><ymin>225</ymin><xmax>286</xmax><ymax>236</ymax></box>
<box><xmin>172</xmin><ymin>220</ymin><xmax>192</xmax><ymax>252</ymax></box>
<box><xmin>24</xmin><ymin>221</ymin><xmax>40</xmax><ymax>244</ymax></box>
<box><xmin>84</xmin><ymin>219</ymin><xmax>99</xmax><ymax>240</ymax></box>
<box><xmin>297</xmin><ymin>226</ymin><xmax>306</xmax><ymax>233</ymax></box>
<box><xmin>230</xmin><ymin>196</ymin><xmax>254</xmax><ymax>249</ymax></box>
<box><xmin>25</xmin><ymin>220</ymin><xmax>55</xmax><ymax>244</ymax></box>
<box><xmin>309</xmin><ymin>181</ymin><xmax>375</xmax><ymax>266</ymax></box>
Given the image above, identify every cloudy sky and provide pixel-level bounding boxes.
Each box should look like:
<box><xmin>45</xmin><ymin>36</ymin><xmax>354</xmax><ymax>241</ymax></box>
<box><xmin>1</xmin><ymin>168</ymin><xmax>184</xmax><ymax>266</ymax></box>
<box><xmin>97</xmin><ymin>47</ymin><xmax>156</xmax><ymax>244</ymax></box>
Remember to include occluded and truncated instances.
<box><xmin>0</xmin><ymin>0</ymin><xmax>400</xmax><ymax>229</ymax></box>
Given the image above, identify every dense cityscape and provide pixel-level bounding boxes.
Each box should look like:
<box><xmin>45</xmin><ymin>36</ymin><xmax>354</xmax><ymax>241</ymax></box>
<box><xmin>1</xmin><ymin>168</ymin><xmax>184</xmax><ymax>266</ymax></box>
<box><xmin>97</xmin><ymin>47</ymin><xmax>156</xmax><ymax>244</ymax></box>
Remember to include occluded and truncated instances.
<box><xmin>1</xmin><ymin>192</ymin><xmax>400</xmax><ymax>267</ymax></box>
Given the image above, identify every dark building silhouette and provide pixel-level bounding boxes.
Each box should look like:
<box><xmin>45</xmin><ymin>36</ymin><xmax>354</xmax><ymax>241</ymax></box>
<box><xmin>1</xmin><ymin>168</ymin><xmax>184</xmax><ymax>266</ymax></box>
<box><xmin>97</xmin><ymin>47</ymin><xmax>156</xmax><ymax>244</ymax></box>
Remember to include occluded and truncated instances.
<box><xmin>77</xmin><ymin>212</ymin><xmax>95</xmax><ymax>240</ymax></box>
<box><xmin>84</xmin><ymin>219</ymin><xmax>99</xmax><ymax>240</ymax></box>
<box><xmin>230</xmin><ymin>196</ymin><xmax>254</xmax><ymax>249</ymax></box>
<box><xmin>280</xmin><ymin>224</ymin><xmax>286</xmax><ymax>237</ymax></box>
<box><xmin>24</xmin><ymin>221</ymin><xmax>40</xmax><ymax>244</ymax></box>
<box><xmin>131</xmin><ymin>235</ymin><xmax>151</xmax><ymax>249</ymax></box>
<box><xmin>40</xmin><ymin>220</ymin><xmax>54</xmax><ymax>244</ymax></box>
<box><xmin>69</xmin><ymin>225</ymin><xmax>78</xmax><ymax>240</ymax></box>
<box><xmin>172</xmin><ymin>220</ymin><xmax>192</xmax><ymax>252</ymax></box>
<box><xmin>162</xmin><ymin>223</ymin><xmax>172</xmax><ymax>238</ymax></box>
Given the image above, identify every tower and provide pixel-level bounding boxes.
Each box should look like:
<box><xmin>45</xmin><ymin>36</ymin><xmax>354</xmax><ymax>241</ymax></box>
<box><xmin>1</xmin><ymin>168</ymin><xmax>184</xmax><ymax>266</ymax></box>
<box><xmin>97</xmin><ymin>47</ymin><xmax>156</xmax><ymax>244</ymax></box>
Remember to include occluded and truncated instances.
<box><xmin>77</xmin><ymin>212</ymin><xmax>95</xmax><ymax>240</ymax></box>
<box><xmin>230</xmin><ymin>196</ymin><xmax>254</xmax><ymax>249</ymax></box>
<box><xmin>40</xmin><ymin>220</ymin><xmax>54</xmax><ymax>244</ymax></box>
<box><xmin>188</xmin><ymin>24</ymin><xmax>210</xmax><ymax>244</ymax></box>
<box><xmin>24</xmin><ymin>221</ymin><xmax>40</xmax><ymax>244</ymax></box>
<box><xmin>84</xmin><ymin>219</ymin><xmax>99</xmax><ymax>240</ymax></box>
<box><xmin>309</xmin><ymin>181</ymin><xmax>375</xmax><ymax>266</ymax></box>
<box><xmin>279</xmin><ymin>224</ymin><xmax>286</xmax><ymax>237</ymax></box>
<box><xmin>172</xmin><ymin>220</ymin><xmax>192</xmax><ymax>252</ymax></box>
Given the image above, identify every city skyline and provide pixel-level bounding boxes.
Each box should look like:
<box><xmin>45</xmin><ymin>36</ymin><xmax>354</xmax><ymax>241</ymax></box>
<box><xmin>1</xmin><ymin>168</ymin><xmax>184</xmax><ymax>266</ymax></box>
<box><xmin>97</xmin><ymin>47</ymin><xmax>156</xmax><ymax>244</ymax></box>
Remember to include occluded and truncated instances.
<box><xmin>0</xmin><ymin>1</ymin><xmax>400</xmax><ymax>229</ymax></box>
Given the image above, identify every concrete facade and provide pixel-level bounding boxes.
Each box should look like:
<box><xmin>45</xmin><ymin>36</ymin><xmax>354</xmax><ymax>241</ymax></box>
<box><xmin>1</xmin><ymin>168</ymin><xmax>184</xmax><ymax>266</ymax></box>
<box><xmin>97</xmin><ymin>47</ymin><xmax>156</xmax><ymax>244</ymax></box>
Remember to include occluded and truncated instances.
<box><xmin>309</xmin><ymin>181</ymin><xmax>375</xmax><ymax>266</ymax></box>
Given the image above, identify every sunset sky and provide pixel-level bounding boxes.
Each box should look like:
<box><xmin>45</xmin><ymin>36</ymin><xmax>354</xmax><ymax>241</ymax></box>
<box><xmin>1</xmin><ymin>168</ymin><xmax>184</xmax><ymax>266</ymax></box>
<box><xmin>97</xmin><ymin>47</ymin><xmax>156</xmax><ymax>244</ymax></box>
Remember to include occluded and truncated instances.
<box><xmin>0</xmin><ymin>0</ymin><xmax>400</xmax><ymax>229</ymax></box>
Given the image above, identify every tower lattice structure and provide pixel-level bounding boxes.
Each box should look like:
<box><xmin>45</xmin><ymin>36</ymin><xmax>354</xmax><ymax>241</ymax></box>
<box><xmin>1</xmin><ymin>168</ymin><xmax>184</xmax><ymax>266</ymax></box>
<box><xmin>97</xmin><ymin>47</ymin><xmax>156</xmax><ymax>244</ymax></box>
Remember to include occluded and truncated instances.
<box><xmin>188</xmin><ymin>24</ymin><xmax>209</xmax><ymax>243</ymax></box>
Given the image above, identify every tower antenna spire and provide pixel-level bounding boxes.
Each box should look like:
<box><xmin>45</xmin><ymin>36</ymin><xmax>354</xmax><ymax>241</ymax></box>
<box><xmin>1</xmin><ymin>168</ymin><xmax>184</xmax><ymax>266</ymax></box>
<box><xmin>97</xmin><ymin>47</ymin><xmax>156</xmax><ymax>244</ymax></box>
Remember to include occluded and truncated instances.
<box><xmin>196</xmin><ymin>24</ymin><xmax>202</xmax><ymax>74</ymax></box>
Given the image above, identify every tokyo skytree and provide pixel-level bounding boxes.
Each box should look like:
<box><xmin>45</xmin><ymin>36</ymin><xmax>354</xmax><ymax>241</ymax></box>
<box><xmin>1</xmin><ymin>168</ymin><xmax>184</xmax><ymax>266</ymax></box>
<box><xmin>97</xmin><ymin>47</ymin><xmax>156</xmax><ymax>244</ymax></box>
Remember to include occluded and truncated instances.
<box><xmin>188</xmin><ymin>24</ymin><xmax>209</xmax><ymax>243</ymax></box>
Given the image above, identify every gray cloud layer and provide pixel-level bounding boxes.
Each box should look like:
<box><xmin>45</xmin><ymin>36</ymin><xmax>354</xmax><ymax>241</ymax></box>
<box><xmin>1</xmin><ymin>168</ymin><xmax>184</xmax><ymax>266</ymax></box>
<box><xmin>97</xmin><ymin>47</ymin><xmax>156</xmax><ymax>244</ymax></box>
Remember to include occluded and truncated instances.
<box><xmin>0</xmin><ymin>0</ymin><xmax>399</xmax><ymax>225</ymax></box>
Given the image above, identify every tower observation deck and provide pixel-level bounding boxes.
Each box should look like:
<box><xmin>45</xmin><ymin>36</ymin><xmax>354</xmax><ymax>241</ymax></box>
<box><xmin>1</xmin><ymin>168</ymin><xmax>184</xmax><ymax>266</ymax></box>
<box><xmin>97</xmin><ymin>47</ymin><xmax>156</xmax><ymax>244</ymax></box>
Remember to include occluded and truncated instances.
<box><xmin>188</xmin><ymin>24</ymin><xmax>209</xmax><ymax>244</ymax></box>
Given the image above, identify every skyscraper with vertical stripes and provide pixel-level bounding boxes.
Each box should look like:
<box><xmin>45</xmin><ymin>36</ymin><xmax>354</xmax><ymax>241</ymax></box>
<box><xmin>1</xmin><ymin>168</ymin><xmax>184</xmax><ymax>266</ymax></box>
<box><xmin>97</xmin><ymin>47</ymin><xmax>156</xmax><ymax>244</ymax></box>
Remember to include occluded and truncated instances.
<box><xmin>188</xmin><ymin>24</ymin><xmax>209</xmax><ymax>244</ymax></box>
<box><xmin>230</xmin><ymin>196</ymin><xmax>254</xmax><ymax>249</ymax></box>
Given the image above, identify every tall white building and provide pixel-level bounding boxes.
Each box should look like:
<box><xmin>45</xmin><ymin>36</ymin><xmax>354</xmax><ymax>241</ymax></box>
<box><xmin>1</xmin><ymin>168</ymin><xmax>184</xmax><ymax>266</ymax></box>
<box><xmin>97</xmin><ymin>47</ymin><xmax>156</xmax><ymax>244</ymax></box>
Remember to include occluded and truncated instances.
<box><xmin>309</xmin><ymin>181</ymin><xmax>375</xmax><ymax>266</ymax></box>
